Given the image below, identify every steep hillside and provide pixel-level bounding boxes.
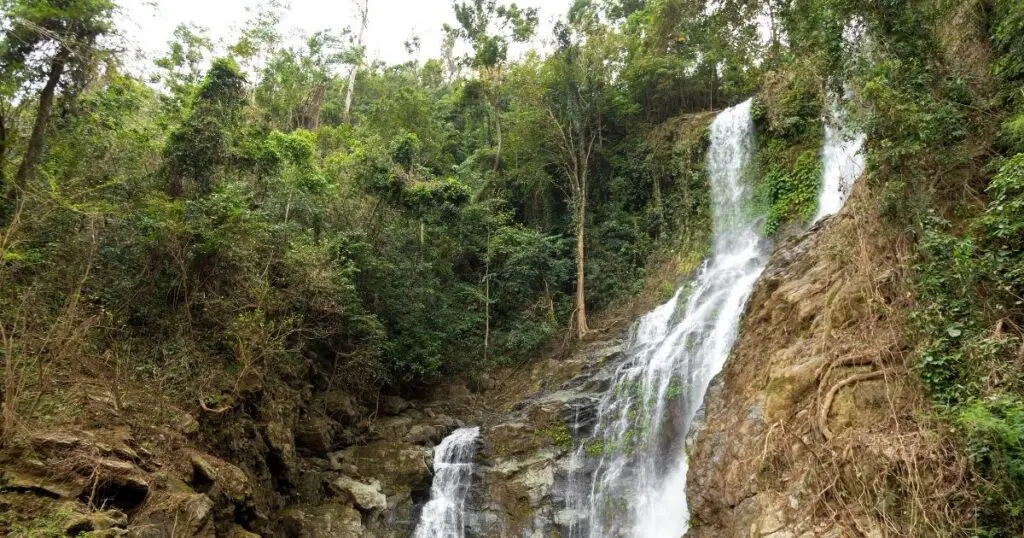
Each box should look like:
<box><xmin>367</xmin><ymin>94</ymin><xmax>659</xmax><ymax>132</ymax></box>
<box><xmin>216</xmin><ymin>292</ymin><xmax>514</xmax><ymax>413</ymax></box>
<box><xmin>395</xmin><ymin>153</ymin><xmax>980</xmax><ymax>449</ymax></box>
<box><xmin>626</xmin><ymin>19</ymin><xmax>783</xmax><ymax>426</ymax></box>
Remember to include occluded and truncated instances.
<box><xmin>686</xmin><ymin>183</ymin><xmax>967</xmax><ymax>537</ymax></box>
<box><xmin>3</xmin><ymin>0</ymin><xmax>1024</xmax><ymax>536</ymax></box>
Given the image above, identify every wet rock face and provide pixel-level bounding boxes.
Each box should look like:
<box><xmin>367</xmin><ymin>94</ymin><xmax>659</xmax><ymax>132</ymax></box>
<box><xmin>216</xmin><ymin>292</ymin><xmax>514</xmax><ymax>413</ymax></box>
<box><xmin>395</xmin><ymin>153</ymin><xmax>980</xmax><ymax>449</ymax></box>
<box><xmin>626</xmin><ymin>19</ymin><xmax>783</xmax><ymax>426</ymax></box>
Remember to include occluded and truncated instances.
<box><xmin>461</xmin><ymin>339</ymin><xmax>628</xmax><ymax>537</ymax></box>
<box><xmin>685</xmin><ymin>189</ymin><xmax>919</xmax><ymax>537</ymax></box>
<box><xmin>683</xmin><ymin>219</ymin><xmax>834</xmax><ymax>537</ymax></box>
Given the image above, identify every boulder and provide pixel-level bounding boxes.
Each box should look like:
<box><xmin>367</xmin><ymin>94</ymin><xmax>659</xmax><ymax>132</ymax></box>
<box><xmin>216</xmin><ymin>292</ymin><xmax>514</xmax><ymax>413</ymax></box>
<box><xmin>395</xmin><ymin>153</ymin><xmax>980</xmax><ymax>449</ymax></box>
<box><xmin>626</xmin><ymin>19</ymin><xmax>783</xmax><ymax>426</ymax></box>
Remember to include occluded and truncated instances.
<box><xmin>64</xmin><ymin>509</ymin><xmax>128</xmax><ymax>535</ymax></box>
<box><xmin>129</xmin><ymin>491</ymin><xmax>215</xmax><ymax>538</ymax></box>
<box><xmin>281</xmin><ymin>504</ymin><xmax>363</xmax><ymax>538</ymax></box>
<box><xmin>188</xmin><ymin>452</ymin><xmax>252</xmax><ymax>504</ymax></box>
<box><xmin>405</xmin><ymin>424</ymin><xmax>439</xmax><ymax>445</ymax></box>
<box><xmin>380</xmin><ymin>395</ymin><xmax>411</xmax><ymax>416</ymax></box>
<box><xmin>322</xmin><ymin>392</ymin><xmax>362</xmax><ymax>426</ymax></box>
<box><xmin>264</xmin><ymin>421</ymin><xmax>297</xmax><ymax>481</ymax></box>
<box><xmin>181</xmin><ymin>494</ymin><xmax>215</xmax><ymax>535</ymax></box>
<box><xmin>331</xmin><ymin>476</ymin><xmax>387</xmax><ymax>512</ymax></box>
<box><xmin>333</xmin><ymin>442</ymin><xmax>432</xmax><ymax>500</ymax></box>
<box><xmin>295</xmin><ymin>416</ymin><xmax>334</xmax><ymax>455</ymax></box>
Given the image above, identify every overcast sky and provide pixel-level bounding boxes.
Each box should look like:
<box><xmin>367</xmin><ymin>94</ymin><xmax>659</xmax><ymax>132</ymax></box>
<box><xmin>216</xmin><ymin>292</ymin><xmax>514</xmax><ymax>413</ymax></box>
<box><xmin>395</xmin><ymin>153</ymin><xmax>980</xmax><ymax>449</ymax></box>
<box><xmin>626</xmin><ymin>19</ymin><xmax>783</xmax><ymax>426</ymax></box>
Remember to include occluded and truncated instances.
<box><xmin>116</xmin><ymin>0</ymin><xmax>571</xmax><ymax>70</ymax></box>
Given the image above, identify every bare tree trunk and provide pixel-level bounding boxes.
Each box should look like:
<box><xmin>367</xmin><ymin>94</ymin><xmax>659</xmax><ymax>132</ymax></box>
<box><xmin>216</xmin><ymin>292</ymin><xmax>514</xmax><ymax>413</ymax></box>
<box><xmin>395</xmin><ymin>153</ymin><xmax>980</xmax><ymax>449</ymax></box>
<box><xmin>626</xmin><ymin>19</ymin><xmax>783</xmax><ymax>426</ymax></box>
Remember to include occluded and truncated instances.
<box><xmin>0</xmin><ymin>108</ymin><xmax>7</xmax><ymax>191</ymax></box>
<box><xmin>492</xmin><ymin>97</ymin><xmax>502</xmax><ymax>172</ymax></box>
<box><xmin>301</xmin><ymin>83</ymin><xmax>326</xmax><ymax>130</ymax></box>
<box><xmin>483</xmin><ymin>229</ymin><xmax>491</xmax><ymax>361</ymax></box>
<box><xmin>547</xmin><ymin>107</ymin><xmax>593</xmax><ymax>340</ymax></box>
<box><xmin>343</xmin><ymin>0</ymin><xmax>369</xmax><ymax>124</ymax></box>
<box><xmin>574</xmin><ymin>190</ymin><xmax>589</xmax><ymax>338</ymax></box>
<box><xmin>12</xmin><ymin>47</ymin><xmax>68</xmax><ymax>201</ymax></box>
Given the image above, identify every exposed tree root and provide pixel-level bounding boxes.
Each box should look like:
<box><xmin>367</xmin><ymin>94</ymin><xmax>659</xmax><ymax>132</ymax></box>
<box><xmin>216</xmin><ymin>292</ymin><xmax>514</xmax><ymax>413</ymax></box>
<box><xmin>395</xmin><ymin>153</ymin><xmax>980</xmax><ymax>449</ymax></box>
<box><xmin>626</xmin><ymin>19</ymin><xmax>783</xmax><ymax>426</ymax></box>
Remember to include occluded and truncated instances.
<box><xmin>815</xmin><ymin>355</ymin><xmax>879</xmax><ymax>391</ymax></box>
<box><xmin>818</xmin><ymin>370</ymin><xmax>889</xmax><ymax>441</ymax></box>
<box><xmin>198</xmin><ymin>398</ymin><xmax>232</xmax><ymax>414</ymax></box>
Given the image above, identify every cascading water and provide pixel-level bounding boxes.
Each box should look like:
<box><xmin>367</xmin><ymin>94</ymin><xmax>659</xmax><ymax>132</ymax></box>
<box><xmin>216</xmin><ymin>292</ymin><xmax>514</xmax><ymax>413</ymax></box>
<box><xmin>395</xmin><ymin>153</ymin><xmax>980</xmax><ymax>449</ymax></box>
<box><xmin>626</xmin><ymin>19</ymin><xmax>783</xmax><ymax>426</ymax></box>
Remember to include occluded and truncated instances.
<box><xmin>413</xmin><ymin>427</ymin><xmax>481</xmax><ymax>538</ymax></box>
<box><xmin>566</xmin><ymin>98</ymin><xmax>769</xmax><ymax>538</ymax></box>
<box><xmin>814</xmin><ymin>98</ymin><xmax>866</xmax><ymax>222</ymax></box>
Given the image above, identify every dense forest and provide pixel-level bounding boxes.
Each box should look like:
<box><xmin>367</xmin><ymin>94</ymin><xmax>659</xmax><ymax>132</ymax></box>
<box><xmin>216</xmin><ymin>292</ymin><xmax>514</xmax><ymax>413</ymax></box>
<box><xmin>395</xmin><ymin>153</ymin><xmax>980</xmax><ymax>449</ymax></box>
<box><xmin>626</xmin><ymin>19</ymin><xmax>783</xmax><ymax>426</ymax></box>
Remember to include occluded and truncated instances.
<box><xmin>1</xmin><ymin>0</ymin><xmax>1024</xmax><ymax>536</ymax></box>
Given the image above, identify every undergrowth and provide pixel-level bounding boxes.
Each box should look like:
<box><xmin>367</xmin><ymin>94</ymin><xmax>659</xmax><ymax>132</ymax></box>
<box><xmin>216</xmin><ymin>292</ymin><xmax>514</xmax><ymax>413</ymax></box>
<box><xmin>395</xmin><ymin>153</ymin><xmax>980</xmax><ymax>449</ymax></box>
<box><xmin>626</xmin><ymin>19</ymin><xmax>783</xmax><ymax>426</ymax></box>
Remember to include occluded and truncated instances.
<box><xmin>859</xmin><ymin>0</ymin><xmax>1024</xmax><ymax>534</ymax></box>
<box><xmin>913</xmin><ymin>154</ymin><xmax>1024</xmax><ymax>535</ymax></box>
<box><xmin>752</xmin><ymin>64</ymin><xmax>825</xmax><ymax>235</ymax></box>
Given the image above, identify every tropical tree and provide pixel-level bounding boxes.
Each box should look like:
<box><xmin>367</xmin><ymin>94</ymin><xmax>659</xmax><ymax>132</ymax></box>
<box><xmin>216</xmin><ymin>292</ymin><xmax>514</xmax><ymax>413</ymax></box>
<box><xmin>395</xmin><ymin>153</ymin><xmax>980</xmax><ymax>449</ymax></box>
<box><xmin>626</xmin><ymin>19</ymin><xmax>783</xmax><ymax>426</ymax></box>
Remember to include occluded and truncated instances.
<box><xmin>545</xmin><ymin>0</ymin><xmax>619</xmax><ymax>338</ymax></box>
<box><xmin>446</xmin><ymin>0</ymin><xmax>538</xmax><ymax>172</ymax></box>
<box><xmin>0</xmin><ymin>0</ymin><xmax>116</xmax><ymax>210</ymax></box>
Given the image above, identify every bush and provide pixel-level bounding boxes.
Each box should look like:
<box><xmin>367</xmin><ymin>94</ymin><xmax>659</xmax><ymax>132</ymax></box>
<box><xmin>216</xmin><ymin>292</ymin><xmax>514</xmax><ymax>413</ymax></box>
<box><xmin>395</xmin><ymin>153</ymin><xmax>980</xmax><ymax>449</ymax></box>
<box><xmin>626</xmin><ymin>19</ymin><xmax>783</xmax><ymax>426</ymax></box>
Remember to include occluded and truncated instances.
<box><xmin>958</xmin><ymin>397</ymin><xmax>1024</xmax><ymax>535</ymax></box>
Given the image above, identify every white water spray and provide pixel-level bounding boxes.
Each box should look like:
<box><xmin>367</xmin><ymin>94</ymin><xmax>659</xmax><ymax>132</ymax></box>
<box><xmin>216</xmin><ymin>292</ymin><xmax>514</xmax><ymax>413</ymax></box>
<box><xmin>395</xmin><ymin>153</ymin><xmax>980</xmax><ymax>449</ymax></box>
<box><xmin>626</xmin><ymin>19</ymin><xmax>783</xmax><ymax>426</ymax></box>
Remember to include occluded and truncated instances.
<box><xmin>566</xmin><ymin>99</ymin><xmax>769</xmax><ymax>538</ymax></box>
<box><xmin>413</xmin><ymin>427</ymin><xmax>481</xmax><ymax>538</ymax></box>
<box><xmin>814</xmin><ymin>99</ymin><xmax>866</xmax><ymax>222</ymax></box>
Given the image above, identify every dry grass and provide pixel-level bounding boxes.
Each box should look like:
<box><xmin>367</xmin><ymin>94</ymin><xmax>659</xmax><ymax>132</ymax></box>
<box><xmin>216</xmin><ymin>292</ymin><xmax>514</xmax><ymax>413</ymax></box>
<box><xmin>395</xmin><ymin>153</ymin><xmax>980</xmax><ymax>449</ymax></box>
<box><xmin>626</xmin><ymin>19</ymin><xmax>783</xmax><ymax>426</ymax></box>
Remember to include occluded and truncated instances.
<box><xmin>753</xmin><ymin>182</ymin><xmax>975</xmax><ymax>536</ymax></box>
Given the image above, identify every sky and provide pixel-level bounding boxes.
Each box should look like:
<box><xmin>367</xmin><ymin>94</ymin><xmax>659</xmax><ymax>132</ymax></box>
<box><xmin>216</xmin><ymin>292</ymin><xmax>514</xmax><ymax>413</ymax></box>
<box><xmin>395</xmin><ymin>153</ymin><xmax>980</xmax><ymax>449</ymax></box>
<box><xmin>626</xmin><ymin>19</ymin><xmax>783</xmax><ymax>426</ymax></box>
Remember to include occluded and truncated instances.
<box><xmin>116</xmin><ymin>0</ymin><xmax>572</xmax><ymax>70</ymax></box>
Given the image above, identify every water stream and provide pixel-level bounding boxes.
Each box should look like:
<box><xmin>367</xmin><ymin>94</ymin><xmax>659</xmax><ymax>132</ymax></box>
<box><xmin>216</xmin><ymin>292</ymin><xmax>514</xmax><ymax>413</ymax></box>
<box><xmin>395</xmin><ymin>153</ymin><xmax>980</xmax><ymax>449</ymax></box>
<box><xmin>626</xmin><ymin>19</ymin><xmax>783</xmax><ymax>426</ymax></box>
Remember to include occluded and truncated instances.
<box><xmin>814</xmin><ymin>99</ymin><xmax>866</xmax><ymax>222</ymax></box>
<box><xmin>566</xmin><ymin>98</ymin><xmax>769</xmax><ymax>538</ymax></box>
<box><xmin>413</xmin><ymin>427</ymin><xmax>481</xmax><ymax>538</ymax></box>
<box><xmin>413</xmin><ymin>97</ymin><xmax>863</xmax><ymax>538</ymax></box>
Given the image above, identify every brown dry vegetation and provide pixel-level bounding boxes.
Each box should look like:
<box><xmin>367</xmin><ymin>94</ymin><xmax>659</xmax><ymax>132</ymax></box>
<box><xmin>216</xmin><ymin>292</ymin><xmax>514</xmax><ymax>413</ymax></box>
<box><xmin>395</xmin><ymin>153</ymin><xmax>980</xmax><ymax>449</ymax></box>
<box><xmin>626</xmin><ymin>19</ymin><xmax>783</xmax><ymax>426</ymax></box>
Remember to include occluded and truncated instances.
<box><xmin>687</xmin><ymin>182</ymin><xmax>976</xmax><ymax>537</ymax></box>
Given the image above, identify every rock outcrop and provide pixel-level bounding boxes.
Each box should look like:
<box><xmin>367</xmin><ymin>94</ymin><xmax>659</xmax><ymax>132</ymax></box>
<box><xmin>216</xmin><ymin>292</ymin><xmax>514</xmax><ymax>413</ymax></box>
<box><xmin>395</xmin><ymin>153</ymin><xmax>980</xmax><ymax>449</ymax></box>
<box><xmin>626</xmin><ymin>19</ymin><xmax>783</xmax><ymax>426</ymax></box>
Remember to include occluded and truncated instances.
<box><xmin>0</xmin><ymin>385</ymin><xmax>477</xmax><ymax>537</ymax></box>
<box><xmin>685</xmin><ymin>185</ymin><xmax>960</xmax><ymax>537</ymax></box>
<box><xmin>463</xmin><ymin>339</ymin><xmax>626</xmax><ymax>537</ymax></box>
<box><xmin>2</xmin><ymin>186</ymin><xmax>940</xmax><ymax>538</ymax></box>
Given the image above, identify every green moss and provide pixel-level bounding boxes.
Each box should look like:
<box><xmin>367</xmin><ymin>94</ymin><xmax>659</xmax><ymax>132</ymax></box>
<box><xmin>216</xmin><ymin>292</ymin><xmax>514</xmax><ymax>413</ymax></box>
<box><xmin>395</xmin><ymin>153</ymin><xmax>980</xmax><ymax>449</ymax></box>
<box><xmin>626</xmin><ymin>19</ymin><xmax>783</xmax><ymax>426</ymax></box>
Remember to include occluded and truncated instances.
<box><xmin>543</xmin><ymin>423</ymin><xmax>573</xmax><ymax>449</ymax></box>
<box><xmin>666</xmin><ymin>377</ymin><xmax>683</xmax><ymax>401</ymax></box>
<box><xmin>585</xmin><ymin>439</ymin><xmax>608</xmax><ymax>457</ymax></box>
<box><xmin>1</xmin><ymin>504</ymin><xmax>77</xmax><ymax>538</ymax></box>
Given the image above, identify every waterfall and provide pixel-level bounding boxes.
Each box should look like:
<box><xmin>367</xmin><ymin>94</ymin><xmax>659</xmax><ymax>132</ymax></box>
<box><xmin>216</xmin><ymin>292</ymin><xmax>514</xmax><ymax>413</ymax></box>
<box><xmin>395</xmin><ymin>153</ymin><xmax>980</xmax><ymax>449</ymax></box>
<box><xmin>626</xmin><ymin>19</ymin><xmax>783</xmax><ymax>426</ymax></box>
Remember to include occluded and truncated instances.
<box><xmin>814</xmin><ymin>98</ymin><xmax>866</xmax><ymax>222</ymax></box>
<box><xmin>566</xmin><ymin>99</ymin><xmax>769</xmax><ymax>538</ymax></box>
<box><xmin>413</xmin><ymin>427</ymin><xmax>481</xmax><ymax>538</ymax></box>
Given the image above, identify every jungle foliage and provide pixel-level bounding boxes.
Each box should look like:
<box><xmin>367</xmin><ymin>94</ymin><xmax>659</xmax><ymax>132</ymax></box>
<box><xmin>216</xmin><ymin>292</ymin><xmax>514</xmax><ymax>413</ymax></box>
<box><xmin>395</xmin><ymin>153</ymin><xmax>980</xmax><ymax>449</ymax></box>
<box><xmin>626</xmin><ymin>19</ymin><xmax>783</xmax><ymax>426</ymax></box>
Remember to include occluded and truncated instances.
<box><xmin>3</xmin><ymin>0</ymin><xmax>1024</xmax><ymax>534</ymax></box>
<box><xmin>0</xmin><ymin>0</ymin><xmax>762</xmax><ymax>420</ymax></box>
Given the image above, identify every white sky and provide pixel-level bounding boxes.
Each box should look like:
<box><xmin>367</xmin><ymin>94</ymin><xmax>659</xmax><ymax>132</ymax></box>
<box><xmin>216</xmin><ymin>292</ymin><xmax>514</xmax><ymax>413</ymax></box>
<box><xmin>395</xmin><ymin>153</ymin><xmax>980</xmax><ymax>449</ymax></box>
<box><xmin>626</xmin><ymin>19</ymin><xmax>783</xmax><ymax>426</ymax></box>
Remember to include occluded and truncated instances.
<box><xmin>116</xmin><ymin>0</ymin><xmax>571</xmax><ymax>70</ymax></box>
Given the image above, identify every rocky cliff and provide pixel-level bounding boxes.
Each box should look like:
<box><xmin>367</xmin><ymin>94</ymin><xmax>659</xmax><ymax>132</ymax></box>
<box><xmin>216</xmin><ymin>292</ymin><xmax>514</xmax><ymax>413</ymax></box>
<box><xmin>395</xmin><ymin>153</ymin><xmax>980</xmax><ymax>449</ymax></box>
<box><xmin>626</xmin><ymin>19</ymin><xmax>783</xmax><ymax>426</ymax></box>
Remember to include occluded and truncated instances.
<box><xmin>0</xmin><ymin>321</ymin><xmax>639</xmax><ymax>537</ymax></box>
<box><xmin>0</xmin><ymin>373</ymin><xmax>486</xmax><ymax>536</ymax></box>
<box><xmin>0</xmin><ymin>185</ymin><xmax>963</xmax><ymax>538</ymax></box>
<box><xmin>685</xmin><ymin>183</ymin><xmax>966</xmax><ymax>537</ymax></box>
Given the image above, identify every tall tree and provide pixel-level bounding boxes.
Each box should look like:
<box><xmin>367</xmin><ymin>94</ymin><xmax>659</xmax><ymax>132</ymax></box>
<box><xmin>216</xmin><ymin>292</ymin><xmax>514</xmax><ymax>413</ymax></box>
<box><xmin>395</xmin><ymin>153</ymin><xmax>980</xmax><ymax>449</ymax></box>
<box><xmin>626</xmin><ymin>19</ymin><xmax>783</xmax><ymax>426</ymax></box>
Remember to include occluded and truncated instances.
<box><xmin>151</xmin><ymin>24</ymin><xmax>214</xmax><ymax>116</ymax></box>
<box><xmin>343</xmin><ymin>0</ymin><xmax>370</xmax><ymax>124</ymax></box>
<box><xmin>446</xmin><ymin>0</ymin><xmax>538</xmax><ymax>172</ymax></box>
<box><xmin>0</xmin><ymin>0</ymin><xmax>115</xmax><ymax>204</ymax></box>
<box><xmin>257</xmin><ymin>30</ymin><xmax>348</xmax><ymax>131</ymax></box>
<box><xmin>163</xmin><ymin>58</ymin><xmax>248</xmax><ymax>198</ymax></box>
<box><xmin>545</xmin><ymin>0</ymin><xmax>618</xmax><ymax>338</ymax></box>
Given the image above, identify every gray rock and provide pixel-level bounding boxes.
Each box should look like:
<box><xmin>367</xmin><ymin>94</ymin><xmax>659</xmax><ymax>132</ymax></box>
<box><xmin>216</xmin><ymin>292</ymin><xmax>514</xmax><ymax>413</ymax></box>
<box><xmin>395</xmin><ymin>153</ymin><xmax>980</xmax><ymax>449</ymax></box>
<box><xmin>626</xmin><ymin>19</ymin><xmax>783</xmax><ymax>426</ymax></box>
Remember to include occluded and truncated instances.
<box><xmin>64</xmin><ymin>509</ymin><xmax>128</xmax><ymax>535</ymax></box>
<box><xmin>332</xmin><ymin>476</ymin><xmax>388</xmax><ymax>512</ymax></box>
<box><xmin>381</xmin><ymin>395</ymin><xmax>411</xmax><ymax>416</ymax></box>
<box><xmin>264</xmin><ymin>421</ymin><xmax>297</xmax><ymax>480</ymax></box>
<box><xmin>405</xmin><ymin>424</ymin><xmax>439</xmax><ymax>445</ymax></box>
<box><xmin>281</xmin><ymin>504</ymin><xmax>363</xmax><ymax>538</ymax></box>
<box><xmin>323</xmin><ymin>392</ymin><xmax>362</xmax><ymax>426</ymax></box>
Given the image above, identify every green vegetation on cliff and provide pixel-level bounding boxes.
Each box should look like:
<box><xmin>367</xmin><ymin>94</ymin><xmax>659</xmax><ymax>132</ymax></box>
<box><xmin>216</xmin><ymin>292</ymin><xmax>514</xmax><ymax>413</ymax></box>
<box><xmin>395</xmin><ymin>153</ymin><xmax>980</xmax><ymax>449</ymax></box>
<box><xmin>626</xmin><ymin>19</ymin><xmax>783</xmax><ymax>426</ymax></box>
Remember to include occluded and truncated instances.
<box><xmin>0</xmin><ymin>0</ymin><xmax>758</xmax><ymax>474</ymax></box>
<box><xmin>2</xmin><ymin>0</ymin><xmax>1024</xmax><ymax>535</ymax></box>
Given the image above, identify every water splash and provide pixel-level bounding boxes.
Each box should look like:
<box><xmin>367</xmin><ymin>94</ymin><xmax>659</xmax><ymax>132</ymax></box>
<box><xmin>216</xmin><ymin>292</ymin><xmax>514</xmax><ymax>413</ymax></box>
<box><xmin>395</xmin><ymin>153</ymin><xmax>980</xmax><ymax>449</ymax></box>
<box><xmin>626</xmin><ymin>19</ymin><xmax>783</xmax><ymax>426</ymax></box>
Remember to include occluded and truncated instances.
<box><xmin>414</xmin><ymin>427</ymin><xmax>481</xmax><ymax>538</ymax></box>
<box><xmin>566</xmin><ymin>99</ymin><xmax>769</xmax><ymax>538</ymax></box>
<box><xmin>814</xmin><ymin>99</ymin><xmax>866</xmax><ymax>222</ymax></box>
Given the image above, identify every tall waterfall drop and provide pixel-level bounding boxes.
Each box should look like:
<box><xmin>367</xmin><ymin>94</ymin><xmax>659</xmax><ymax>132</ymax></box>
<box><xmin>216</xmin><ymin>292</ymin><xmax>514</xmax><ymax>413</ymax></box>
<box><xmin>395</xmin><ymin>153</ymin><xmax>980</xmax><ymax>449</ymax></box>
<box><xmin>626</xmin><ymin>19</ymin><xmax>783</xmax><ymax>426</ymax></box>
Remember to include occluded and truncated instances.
<box><xmin>567</xmin><ymin>99</ymin><xmax>769</xmax><ymax>538</ymax></box>
<box><xmin>413</xmin><ymin>427</ymin><xmax>481</xmax><ymax>538</ymax></box>
<box><xmin>814</xmin><ymin>100</ymin><xmax>866</xmax><ymax>222</ymax></box>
